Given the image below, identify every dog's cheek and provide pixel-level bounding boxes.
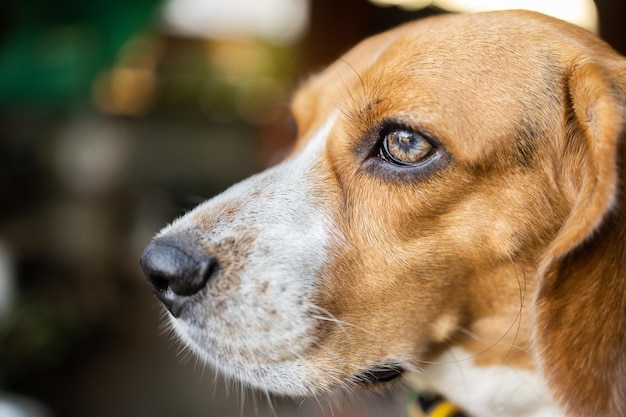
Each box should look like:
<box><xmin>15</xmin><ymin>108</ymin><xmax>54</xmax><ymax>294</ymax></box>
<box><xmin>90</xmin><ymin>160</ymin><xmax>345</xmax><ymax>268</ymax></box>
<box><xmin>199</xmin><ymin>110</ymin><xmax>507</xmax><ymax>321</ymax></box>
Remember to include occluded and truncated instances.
<box><xmin>315</xmin><ymin>240</ymin><xmax>463</xmax><ymax>361</ymax></box>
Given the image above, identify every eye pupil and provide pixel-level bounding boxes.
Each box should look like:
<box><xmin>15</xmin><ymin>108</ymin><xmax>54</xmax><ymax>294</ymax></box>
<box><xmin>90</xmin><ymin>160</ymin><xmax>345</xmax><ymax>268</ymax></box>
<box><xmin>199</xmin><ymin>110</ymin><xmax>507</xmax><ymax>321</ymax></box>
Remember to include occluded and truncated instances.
<box><xmin>383</xmin><ymin>129</ymin><xmax>433</xmax><ymax>166</ymax></box>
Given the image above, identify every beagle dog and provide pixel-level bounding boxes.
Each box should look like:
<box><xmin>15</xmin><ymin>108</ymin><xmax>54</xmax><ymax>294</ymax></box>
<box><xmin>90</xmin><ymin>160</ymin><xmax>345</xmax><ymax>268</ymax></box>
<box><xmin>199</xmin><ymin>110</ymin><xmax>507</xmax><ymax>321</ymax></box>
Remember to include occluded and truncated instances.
<box><xmin>140</xmin><ymin>10</ymin><xmax>626</xmax><ymax>417</ymax></box>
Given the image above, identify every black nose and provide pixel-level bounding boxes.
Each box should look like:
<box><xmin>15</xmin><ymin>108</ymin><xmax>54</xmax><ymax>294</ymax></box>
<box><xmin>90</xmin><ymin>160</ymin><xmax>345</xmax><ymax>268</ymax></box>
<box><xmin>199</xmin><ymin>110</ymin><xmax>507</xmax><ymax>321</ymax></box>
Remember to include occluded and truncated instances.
<box><xmin>140</xmin><ymin>238</ymin><xmax>217</xmax><ymax>317</ymax></box>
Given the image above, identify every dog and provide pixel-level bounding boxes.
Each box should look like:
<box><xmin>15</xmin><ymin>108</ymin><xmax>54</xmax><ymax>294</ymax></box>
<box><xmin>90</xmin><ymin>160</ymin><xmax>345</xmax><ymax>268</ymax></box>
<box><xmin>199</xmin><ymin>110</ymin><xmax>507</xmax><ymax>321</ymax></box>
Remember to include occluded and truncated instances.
<box><xmin>140</xmin><ymin>10</ymin><xmax>626</xmax><ymax>417</ymax></box>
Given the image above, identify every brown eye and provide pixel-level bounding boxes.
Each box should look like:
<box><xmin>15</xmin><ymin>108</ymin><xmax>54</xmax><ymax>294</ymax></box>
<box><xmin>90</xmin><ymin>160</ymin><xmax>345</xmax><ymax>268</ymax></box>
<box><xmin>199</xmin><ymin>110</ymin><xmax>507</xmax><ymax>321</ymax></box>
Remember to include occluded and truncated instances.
<box><xmin>380</xmin><ymin>129</ymin><xmax>434</xmax><ymax>166</ymax></box>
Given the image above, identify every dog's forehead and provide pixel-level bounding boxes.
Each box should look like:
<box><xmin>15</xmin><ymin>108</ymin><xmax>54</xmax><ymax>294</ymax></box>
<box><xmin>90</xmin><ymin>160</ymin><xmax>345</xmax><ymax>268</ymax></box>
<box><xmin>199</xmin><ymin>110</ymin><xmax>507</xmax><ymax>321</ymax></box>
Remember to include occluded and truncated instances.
<box><xmin>291</xmin><ymin>11</ymin><xmax>574</xmax><ymax>161</ymax></box>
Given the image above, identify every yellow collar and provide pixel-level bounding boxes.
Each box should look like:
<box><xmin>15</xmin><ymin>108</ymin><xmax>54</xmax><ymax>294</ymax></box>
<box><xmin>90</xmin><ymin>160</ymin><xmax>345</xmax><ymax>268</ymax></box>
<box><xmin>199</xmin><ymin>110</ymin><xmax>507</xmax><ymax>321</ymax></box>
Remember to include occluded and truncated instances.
<box><xmin>407</xmin><ymin>390</ymin><xmax>471</xmax><ymax>417</ymax></box>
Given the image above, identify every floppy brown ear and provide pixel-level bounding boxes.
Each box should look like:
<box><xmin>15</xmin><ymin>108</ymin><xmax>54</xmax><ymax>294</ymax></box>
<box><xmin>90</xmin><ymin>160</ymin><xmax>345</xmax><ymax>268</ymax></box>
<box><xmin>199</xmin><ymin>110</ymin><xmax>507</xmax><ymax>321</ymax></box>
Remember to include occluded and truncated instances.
<box><xmin>534</xmin><ymin>59</ymin><xmax>626</xmax><ymax>417</ymax></box>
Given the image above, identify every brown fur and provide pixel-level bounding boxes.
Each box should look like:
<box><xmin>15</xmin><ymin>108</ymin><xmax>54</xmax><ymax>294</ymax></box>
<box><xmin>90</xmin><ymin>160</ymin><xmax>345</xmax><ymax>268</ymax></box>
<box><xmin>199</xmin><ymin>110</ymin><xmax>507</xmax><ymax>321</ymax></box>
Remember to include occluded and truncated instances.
<box><xmin>288</xmin><ymin>11</ymin><xmax>626</xmax><ymax>416</ymax></box>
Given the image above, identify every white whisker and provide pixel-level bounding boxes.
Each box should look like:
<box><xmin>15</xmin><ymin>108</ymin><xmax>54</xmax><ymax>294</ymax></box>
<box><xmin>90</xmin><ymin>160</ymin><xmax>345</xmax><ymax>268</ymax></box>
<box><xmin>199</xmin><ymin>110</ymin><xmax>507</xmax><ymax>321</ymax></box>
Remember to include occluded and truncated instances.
<box><xmin>310</xmin><ymin>304</ymin><xmax>383</xmax><ymax>342</ymax></box>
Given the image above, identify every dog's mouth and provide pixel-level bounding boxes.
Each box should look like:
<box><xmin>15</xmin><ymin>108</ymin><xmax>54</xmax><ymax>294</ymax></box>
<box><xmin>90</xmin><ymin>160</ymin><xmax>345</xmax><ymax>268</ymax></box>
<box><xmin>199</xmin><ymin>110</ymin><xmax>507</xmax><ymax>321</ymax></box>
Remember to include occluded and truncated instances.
<box><xmin>353</xmin><ymin>364</ymin><xmax>404</xmax><ymax>387</ymax></box>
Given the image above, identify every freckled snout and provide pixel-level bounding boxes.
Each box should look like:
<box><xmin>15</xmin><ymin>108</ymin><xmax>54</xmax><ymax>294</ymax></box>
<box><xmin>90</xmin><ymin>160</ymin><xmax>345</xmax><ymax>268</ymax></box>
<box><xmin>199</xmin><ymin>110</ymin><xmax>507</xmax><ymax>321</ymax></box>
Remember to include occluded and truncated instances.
<box><xmin>140</xmin><ymin>237</ymin><xmax>217</xmax><ymax>317</ymax></box>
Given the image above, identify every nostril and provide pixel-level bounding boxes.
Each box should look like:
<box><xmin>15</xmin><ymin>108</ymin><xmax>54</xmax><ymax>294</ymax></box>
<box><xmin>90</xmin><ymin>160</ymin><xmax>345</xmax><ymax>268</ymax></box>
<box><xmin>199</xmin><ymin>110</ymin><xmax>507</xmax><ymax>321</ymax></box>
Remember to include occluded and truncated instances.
<box><xmin>140</xmin><ymin>239</ymin><xmax>217</xmax><ymax>304</ymax></box>
<box><xmin>149</xmin><ymin>273</ymin><xmax>169</xmax><ymax>293</ymax></box>
<box><xmin>168</xmin><ymin>257</ymin><xmax>218</xmax><ymax>296</ymax></box>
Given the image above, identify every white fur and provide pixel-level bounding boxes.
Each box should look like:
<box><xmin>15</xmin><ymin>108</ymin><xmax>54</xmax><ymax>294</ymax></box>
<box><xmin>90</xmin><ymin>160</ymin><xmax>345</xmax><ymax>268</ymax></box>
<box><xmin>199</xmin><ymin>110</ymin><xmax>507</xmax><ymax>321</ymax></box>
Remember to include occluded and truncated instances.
<box><xmin>424</xmin><ymin>347</ymin><xmax>563</xmax><ymax>417</ymax></box>
<box><xmin>157</xmin><ymin>113</ymin><xmax>338</xmax><ymax>396</ymax></box>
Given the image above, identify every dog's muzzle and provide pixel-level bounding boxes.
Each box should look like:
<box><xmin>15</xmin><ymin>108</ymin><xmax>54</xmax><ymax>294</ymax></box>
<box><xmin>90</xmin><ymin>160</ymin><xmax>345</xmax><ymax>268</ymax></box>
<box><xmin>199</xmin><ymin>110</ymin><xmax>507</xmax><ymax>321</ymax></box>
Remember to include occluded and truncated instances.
<box><xmin>140</xmin><ymin>237</ymin><xmax>217</xmax><ymax>317</ymax></box>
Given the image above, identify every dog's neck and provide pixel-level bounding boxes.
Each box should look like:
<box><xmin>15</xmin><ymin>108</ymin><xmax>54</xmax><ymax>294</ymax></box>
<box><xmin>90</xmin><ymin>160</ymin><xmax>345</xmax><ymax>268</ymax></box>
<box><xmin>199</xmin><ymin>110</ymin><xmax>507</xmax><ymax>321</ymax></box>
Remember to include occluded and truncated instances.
<box><xmin>422</xmin><ymin>347</ymin><xmax>563</xmax><ymax>417</ymax></box>
<box><xmin>418</xmin><ymin>265</ymin><xmax>560</xmax><ymax>417</ymax></box>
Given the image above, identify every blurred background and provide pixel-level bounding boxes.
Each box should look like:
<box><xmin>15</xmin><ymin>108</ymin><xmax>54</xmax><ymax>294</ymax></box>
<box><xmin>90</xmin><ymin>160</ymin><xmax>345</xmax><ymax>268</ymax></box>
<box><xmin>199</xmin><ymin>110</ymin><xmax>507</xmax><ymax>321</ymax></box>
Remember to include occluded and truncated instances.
<box><xmin>0</xmin><ymin>1</ymin><xmax>624</xmax><ymax>416</ymax></box>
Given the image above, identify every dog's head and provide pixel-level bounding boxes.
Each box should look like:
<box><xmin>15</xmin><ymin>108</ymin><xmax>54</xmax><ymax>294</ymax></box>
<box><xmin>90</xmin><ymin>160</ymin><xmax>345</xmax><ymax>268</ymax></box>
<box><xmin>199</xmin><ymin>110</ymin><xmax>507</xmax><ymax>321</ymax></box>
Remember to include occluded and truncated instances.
<box><xmin>140</xmin><ymin>10</ymin><xmax>626</xmax><ymax>416</ymax></box>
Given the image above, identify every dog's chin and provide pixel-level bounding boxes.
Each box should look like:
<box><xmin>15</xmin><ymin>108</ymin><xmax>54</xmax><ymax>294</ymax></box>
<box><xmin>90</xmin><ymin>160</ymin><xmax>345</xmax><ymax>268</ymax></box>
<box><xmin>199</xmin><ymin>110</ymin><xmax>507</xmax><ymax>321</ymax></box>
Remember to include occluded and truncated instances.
<box><xmin>169</xmin><ymin>315</ymin><xmax>409</xmax><ymax>397</ymax></box>
<box><xmin>209</xmin><ymin>358</ymin><xmax>407</xmax><ymax>398</ymax></box>
<box><xmin>168</xmin><ymin>317</ymin><xmax>325</xmax><ymax>396</ymax></box>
